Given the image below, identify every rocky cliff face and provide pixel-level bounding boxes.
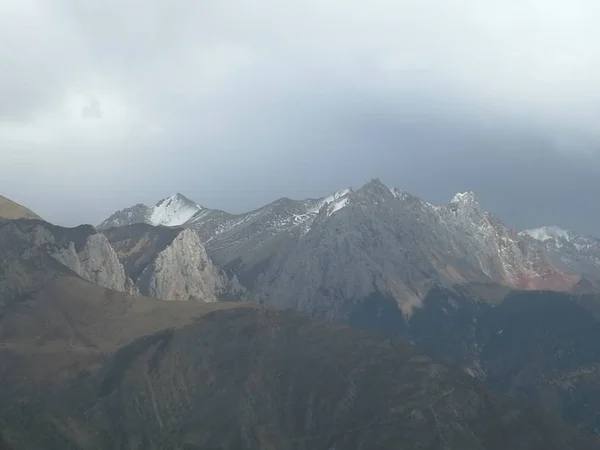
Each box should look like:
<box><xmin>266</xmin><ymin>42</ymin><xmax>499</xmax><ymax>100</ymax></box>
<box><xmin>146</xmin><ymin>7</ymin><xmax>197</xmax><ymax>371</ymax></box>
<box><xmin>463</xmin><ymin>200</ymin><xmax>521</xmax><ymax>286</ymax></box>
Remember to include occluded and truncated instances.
<box><xmin>103</xmin><ymin>224</ymin><xmax>244</xmax><ymax>302</ymax></box>
<box><xmin>51</xmin><ymin>231</ymin><xmax>128</xmax><ymax>292</ymax></box>
<box><xmin>0</xmin><ymin>217</ymin><xmax>240</xmax><ymax>305</ymax></box>
<box><xmin>0</xmin><ymin>219</ymin><xmax>127</xmax><ymax>299</ymax></box>
<box><xmin>435</xmin><ymin>192</ymin><xmax>574</xmax><ymax>290</ymax></box>
<box><xmin>136</xmin><ymin>228</ymin><xmax>233</xmax><ymax>302</ymax></box>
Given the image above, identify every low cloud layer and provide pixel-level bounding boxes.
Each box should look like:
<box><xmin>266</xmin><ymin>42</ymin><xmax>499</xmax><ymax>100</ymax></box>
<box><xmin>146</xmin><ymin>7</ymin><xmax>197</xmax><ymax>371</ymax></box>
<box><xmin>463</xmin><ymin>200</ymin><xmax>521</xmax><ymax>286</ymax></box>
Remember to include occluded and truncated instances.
<box><xmin>1</xmin><ymin>0</ymin><xmax>600</xmax><ymax>235</ymax></box>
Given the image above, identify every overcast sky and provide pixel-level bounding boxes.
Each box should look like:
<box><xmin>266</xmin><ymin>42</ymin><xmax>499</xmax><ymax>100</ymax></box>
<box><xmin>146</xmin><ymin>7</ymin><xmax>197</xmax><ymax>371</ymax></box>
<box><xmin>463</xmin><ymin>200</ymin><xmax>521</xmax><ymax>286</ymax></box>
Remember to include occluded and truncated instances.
<box><xmin>2</xmin><ymin>0</ymin><xmax>600</xmax><ymax>235</ymax></box>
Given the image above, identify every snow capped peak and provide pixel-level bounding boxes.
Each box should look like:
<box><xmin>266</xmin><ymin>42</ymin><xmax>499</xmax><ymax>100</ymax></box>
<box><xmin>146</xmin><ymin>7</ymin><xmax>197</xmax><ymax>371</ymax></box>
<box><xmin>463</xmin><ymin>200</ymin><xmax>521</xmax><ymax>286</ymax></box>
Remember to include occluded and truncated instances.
<box><xmin>149</xmin><ymin>193</ymin><xmax>202</xmax><ymax>227</ymax></box>
<box><xmin>522</xmin><ymin>226</ymin><xmax>571</xmax><ymax>242</ymax></box>
<box><xmin>155</xmin><ymin>193</ymin><xmax>195</xmax><ymax>207</ymax></box>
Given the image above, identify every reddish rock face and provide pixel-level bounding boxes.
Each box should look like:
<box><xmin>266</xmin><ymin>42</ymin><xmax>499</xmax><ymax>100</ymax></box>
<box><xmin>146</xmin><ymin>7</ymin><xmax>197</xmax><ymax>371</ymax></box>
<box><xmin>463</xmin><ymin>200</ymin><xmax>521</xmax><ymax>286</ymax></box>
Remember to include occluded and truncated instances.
<box><xmin>512</xmin><ymin>271</ymin><xmax>581</xmax><ymax>291</ymax></box>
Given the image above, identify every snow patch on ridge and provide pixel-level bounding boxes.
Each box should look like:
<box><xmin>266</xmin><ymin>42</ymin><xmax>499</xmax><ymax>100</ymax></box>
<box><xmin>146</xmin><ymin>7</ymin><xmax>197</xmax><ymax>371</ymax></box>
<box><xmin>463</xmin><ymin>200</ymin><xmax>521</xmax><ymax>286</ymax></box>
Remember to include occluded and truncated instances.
<box><xmin>327</xmin><ymin>197</ymin><xmax>350</xmax><ymax>216</ymax></box>
<box><xmin>522</xmin><ymin>226</ymin><xmax>571</xmax><ymax>243</ymax></box>
<box><xmin>308</xmin><ymin>188</ymin><xmax>352</xmax><ymax>215</ymax></box>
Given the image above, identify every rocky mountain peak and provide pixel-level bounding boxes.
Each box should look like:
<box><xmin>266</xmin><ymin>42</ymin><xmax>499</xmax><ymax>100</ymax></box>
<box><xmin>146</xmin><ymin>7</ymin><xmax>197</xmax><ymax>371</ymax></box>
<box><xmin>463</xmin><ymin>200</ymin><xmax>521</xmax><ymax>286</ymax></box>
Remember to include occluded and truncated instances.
<box><xmin>99</xmin><ymin>193</ymin><xmax>203</xmax><ymax>230</ymax></box>
<box><xmin>357</xmin><ymin>178</ymin><xmax>390</xmax><ymax>196</ymax></box>
<box><xmin>448</xmin><ymin>190</ymin><xmax>484</xmax><ymax>219</ymax></box>
<box><xmin>150</xmin><ymin>193</ymin><xmax>202</xmax><ymax>227</ymax></box>
<box><xmin>450</xmin><ymin>191</ymin><xmax>481</xmax><ymax>208</ymax></box>
<box><xmin>155</xmin><ymin>192</ymin><xmax>197</xmax><ymax>208</ymax></box>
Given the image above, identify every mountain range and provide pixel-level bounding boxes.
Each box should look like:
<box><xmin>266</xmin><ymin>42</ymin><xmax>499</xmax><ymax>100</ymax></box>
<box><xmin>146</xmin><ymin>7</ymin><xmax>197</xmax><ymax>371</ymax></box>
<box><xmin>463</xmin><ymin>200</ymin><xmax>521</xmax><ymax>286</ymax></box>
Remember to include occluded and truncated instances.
<box><xmin>3</xmin><ymin>180</ymin><xmax>600</xmax><ymax>448</ymax></box>
<box><xmin>100</xmin><ymin>178</ymin><xmax>599</xmax><ymax>318</ymax></box>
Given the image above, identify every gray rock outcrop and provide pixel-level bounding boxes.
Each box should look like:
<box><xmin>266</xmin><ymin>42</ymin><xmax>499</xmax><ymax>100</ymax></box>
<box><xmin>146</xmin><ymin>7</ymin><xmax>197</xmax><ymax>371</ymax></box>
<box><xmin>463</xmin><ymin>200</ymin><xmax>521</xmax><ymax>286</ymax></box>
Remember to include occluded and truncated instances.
<box><xmin>136</xmin><ymin>229</ymin><xmax>226</xmax><ymax>302</ymax></box>
<box><xmin>103</xmin><ymin>224</ymin><xmax>244</xmax><ymax>302</ymax></box>
<box><xmin>51</xmin><ymin>232</ymin><xmax>127</xmax><ymax>291</ymax></box>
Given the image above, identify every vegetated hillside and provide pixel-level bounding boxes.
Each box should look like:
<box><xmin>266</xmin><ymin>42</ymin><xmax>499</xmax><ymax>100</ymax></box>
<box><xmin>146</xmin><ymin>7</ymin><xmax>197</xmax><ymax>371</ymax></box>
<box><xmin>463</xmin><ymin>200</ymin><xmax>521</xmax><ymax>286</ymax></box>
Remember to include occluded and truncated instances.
<box><xmin>346</xmin><ymin>282</ymin><xmax>600</xmax><ymax>435</ymax></box>
<box><xmin>1</xmin><ymin>277</ymin><xmax>597</xmax><ymax>450</ymax></box>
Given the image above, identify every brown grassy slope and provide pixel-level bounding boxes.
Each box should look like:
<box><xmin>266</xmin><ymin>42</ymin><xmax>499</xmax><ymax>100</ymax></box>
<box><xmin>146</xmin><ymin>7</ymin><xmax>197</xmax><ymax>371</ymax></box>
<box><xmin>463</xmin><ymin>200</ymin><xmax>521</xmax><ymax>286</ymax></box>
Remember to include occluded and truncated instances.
<box><xmin>0</xmin><ymin>276</ymin><xmax>252</xmax><ymax>382</ymax></box>
<box><xmin>0</xmin><ymin>195</ymin><xmax>41</xmax><ymax>221</ymax></box>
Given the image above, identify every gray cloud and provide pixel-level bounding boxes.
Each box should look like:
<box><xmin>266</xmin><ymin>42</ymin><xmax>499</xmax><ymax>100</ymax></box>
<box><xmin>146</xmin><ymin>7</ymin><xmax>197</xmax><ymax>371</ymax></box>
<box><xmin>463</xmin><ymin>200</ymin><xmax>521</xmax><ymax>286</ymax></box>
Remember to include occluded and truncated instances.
<box><xmin>81</xmin><ymin>99</ymin><xmax>102</xmax><ymax>119</ymax></box>
<box><xmin>1</xmin><ymin>0</ymin><xmax>600</xmax><ymax>235</ymax></box>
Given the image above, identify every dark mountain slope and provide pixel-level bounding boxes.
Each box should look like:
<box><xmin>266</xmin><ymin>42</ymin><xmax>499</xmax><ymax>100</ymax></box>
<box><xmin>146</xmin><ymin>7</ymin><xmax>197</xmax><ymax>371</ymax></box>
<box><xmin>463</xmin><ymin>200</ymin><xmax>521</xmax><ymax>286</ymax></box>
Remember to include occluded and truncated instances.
<box><xmin>0</xmin><ymin>278</ymin><xmax>596</xmax><ymax>449</ymax></box>
<box><xmin>0</xmin><ymin>433</ymin><xmax>12</xmax><ymax>450</ymax></box>
<box><xmin>347</xmin><ymin>283</ymin><xmax>600</xmax><ymax>435</ymax></box>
